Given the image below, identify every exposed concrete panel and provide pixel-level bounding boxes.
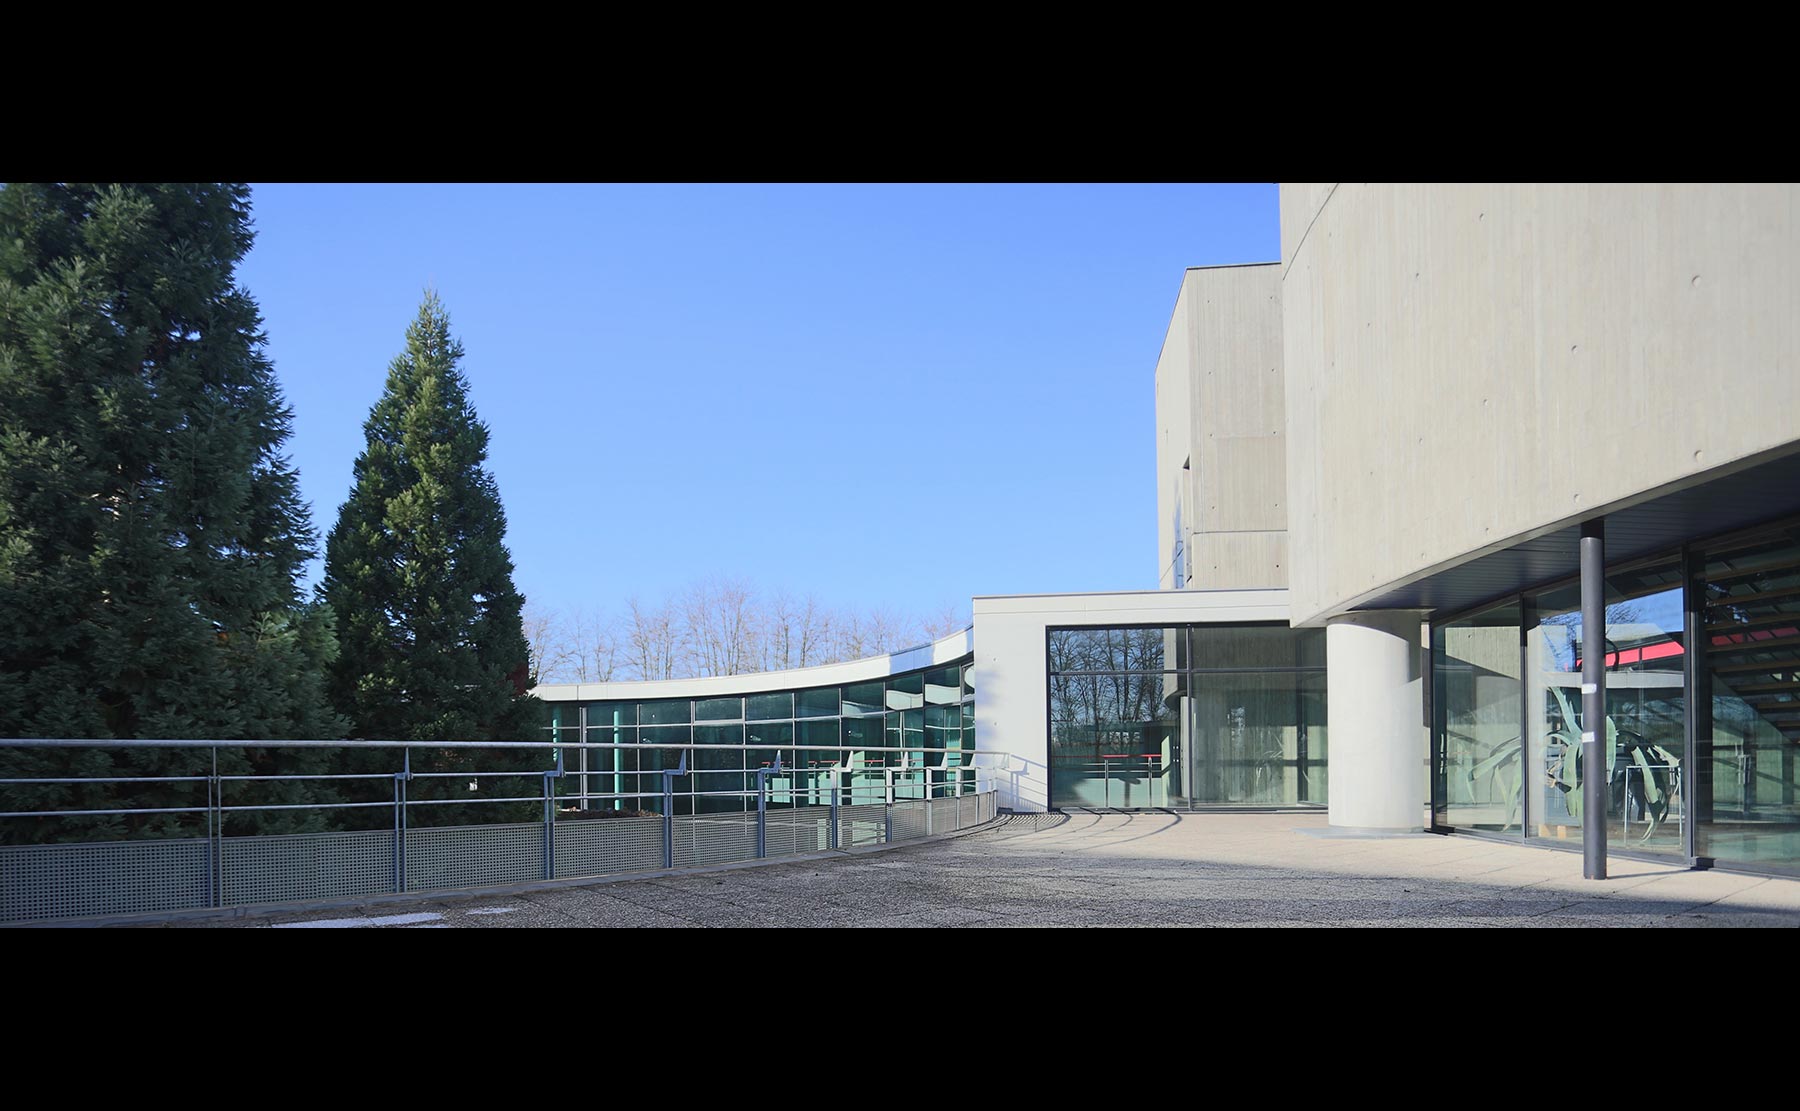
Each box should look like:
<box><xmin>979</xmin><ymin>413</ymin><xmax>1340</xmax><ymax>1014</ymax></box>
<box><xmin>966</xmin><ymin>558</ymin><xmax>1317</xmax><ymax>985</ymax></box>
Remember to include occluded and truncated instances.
<box><xmin>1155</xmin><ymin>272</ymin><xmax>1196</xmax><ymax>588</ymax></box>
<box><xmin>1155</xmin><ymin>263</ymin><xmax>1287</xmax><ymax>590</ymax></box>
<box><xmin>1284</xmin><ymin>183</ymin><xmax>1800</xmax><ymax>625</ymax></box>
<box><xmin>971</xmin><ymin>589</ymin><xmax>1291</xmax><ymax>812</ymax></box>
<box><xmin>1199</xmin><ymin>435</ymin><xmax>1286</xmax><ymax>533</ymax></box>
<box><xmin>1281</xmin><ymin>182</ymin><xmax>1338</xmax><ymax>270</ymax></box>
<box><xmin>1191</xmin><ymin>531</ymin><xmax>1288</xmax><ymax>589</ymax></box>
<box><xmin>1326</xmin><ymin>610</ymin><xmax>1426</xmax><ymax>830</ymax></box>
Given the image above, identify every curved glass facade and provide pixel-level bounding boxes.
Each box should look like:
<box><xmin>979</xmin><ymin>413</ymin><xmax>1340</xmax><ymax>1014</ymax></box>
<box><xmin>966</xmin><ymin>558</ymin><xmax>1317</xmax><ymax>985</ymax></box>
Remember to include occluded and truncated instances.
<box><xmin>542</xmin><ymin>657</ymin><xmax>975</xmax><ymax>815</ymax></box>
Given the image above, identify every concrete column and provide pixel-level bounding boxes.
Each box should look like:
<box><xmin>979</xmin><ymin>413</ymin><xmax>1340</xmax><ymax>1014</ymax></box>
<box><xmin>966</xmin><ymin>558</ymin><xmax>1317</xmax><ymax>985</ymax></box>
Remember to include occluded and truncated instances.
<box><xmin>1326</xmin><ymin>610</ymin><xmax>1427</xmax><ymax>830</ymax></box>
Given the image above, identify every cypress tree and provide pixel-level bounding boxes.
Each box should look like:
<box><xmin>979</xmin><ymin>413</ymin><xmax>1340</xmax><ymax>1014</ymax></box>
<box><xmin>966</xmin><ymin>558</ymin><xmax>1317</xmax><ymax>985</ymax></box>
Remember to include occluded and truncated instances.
<box><xmin>0</xmin><ymin>183</ymin><xmax>343</xmax><ymax>837</ymax></box>
<box><xmin>322</xmin><ymin>293</ymin><xmax>537</xmax><ymax>750</ymax></box>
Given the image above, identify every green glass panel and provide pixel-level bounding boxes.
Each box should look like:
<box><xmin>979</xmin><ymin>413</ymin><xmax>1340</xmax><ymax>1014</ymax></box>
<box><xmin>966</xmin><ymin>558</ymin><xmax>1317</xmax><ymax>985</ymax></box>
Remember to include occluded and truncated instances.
<box><xmin>639</xmin><ymin>699</ymin><xmax>689</xmax><ymax>726</ymax></box>
<box><xmin>795</xmin><ymin>687</ymin><xmax>838</xmax><ymax>718</ymax></box>
<box><xmin>746</xmin><ymin>692</ymin><xmax>793</xmax><ymax>721</ymax></box>
<box><xmin>694</xmin><ymin>697</ymin><xmax>742</xmax><ymax>722</ymax></box>
<box><xmin>842</xmin><ymin>682</ymin><xmax>884</xmax><ymax>717</ymax></box>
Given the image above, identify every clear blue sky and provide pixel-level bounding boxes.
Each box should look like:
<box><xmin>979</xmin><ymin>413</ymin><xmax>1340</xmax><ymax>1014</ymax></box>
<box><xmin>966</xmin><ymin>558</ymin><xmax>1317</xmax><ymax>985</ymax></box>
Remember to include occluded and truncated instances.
<box><xmin>239</xmin><ymin>183</ymin><xmax>1279</xmax><ymax>620</ymax></box>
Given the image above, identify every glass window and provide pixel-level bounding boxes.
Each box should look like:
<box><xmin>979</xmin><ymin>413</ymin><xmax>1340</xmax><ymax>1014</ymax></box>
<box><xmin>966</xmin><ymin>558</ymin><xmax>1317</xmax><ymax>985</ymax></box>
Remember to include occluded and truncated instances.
<box><xmin>1527</xmin><ymin>563</ymin><xmax>1686</xmax><ymax>856</ymax></box>
<box><xmin>745</xmin><ymin>692</ymin><xmax>793</xmax><ymax>721</ymax></box>
<box><xmin>692</xmin><ymin>724</ymin><xmax>745</xmax><ymax>814</ymax></box>
<box><xmin>841</xmin><ymin>682</ymin><xmax>884</xmax><ymax>717</ymax></box>
<box><xmin>694</xmin><ymin>697</ymin><xmax>742</xmax><ymax>722</ymax></box>
<box><xmin>795</xmin><ymin>687</ymin><xmax>838</xmax><ymax>719</ymax></box>
<box><xmin>1696</xmin><ymin>526</ymin><xmax>1800</xmax><ymax>870</ymax></box>
<box><xmin>1048</xmin><ymin>627</ymin><xmax>1171</xmax><ymax>674</ymax></box>
<box><xmin>1189</xmin><ymin>670</ymin><xmax>1321</xmax><ymax>806</ymax></box>
<box><xmin>639</xmin><ymin>699</ymin><xmax>690</xmax><ymax>726</ymax></box>
<box><xmin>1433</xmin><ymin>602</ymin><xmax>1523</xmax><ymax>834</ymax></box>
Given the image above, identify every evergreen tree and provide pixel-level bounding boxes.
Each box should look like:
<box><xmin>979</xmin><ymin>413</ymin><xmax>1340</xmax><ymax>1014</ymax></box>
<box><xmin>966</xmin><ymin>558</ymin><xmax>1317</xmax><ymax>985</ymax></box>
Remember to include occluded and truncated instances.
<box><xmin>0</xmin><ymin>183</ymin><xmax>343</xmax><ymax>837</ymax></box>
<box><xmin>322</xmin><ymin>293</ymin><xmax>537</xmax><ymax>749</ymax></box>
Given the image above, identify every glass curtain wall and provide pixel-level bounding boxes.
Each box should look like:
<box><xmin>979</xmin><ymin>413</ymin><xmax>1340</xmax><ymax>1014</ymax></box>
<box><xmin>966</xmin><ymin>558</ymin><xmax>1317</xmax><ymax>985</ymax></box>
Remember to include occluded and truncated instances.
<box><xmin>1524</xmin><ymin>563</ymin><xmax>1686</xmax><ymax>855</ymax></box>
<box><xmin>540</xmin><ymin>656</ymin><xmax>976</xmax><ymax>816</ymax></box>
<box><xmin>1432</xmin><ymin>602</ymin><xmax>1523</xmax><ymax>834</ymax></box>
<box><xmin>1048</xmin><ymin>624</ymin><xmax>1325</xmax><ymax>809</ymax></box>
<box><xmin>1696</xmin><ymin>525</ymin><xmax>1800</xmax><ymax>869</ymax></box>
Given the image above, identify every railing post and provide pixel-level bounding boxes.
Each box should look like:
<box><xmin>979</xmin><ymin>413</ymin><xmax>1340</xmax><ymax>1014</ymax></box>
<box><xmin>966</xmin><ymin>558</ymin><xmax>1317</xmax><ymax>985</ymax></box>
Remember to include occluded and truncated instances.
<box><xmin>208</xmin><ymin>746</ymin><xmax>222</xmax><ymax>908</ymax></box>
<box><xmin>394</xmin><ymin>747</ymin><xmax>412</xmax><ymax>893</ymax></box>
<box><xmin>755</xmin><ymin>755</ymin><xmax>780</xmax><ymax>860</ymax></box>
<box><xmin>828</xmin><ymin>767</ymin><xmax>840</xmax><ymax>851</ymax></box>
<box><xmin>543</xmin><ymin>747</ymin><xmax>564</xmax><ymax>880</ymax></box>
<box><xmin>661</xmin><ymin>749</ymin><xmax>687</xmax><ymax>871</ymax></box>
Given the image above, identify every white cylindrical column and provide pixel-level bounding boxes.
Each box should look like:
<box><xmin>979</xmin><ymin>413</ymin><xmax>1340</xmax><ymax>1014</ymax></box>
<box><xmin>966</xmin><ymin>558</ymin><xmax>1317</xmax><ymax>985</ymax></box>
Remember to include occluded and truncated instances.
<box><xmin>1327</xmin><ymin>610</ymin><xmax>1426</xmax><ymax>830</ymax></box>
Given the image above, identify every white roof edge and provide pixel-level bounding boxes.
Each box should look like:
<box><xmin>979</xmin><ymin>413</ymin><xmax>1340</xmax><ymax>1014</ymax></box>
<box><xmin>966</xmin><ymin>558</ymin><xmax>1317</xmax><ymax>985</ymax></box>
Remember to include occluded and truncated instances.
<box><xmin>532</xmin><ymin>627</ymin><xmax>974</xmax><ymax>703</ymax></box>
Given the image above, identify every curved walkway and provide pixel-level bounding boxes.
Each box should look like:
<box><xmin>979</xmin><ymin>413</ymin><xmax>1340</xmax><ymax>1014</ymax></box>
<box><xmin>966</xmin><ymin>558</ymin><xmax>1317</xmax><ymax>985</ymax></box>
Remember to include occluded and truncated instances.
<box><xmin>176</xmin><ymin>812</ymin><xmax>1800</xmax><ymax>928</ymax></box>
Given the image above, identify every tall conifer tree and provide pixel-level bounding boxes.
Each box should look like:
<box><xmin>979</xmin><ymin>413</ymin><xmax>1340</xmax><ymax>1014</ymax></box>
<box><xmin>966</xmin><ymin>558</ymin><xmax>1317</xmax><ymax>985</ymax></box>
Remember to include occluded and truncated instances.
<box><xmin>323</xmin><ymin>293</ymin><xmax>535</xmax><ymax>744</ymax></box>
<box><xmin>0</xmin><ymin>183</ymin><xmax>342</xmax><ymax>744</ymax></box>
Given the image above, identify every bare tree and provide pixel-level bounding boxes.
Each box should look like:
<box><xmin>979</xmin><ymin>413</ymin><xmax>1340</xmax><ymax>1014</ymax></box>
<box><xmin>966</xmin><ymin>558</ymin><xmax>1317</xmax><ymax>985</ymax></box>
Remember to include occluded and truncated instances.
<box><xmin>682</xmin><ymin>575</ymin><xmax>759</xmax><ymax>677</ymax></box>
<box><xmin>916</xmin><ymin>601</ymin><xmax>970</xmax><ymax>641</ymax></box>
<box><xmin>625</xmin><ymin>596</ymin><xmax>679</xmax><ymax>681</ymax></box>
<box><xmin>539</xmin><ymin>582</ymin><xmax>967</xmax><ymax>682</ymax></box>
<box><xmin>522</xmin><ymin>602</ymin><xmax>570</xmax><ymax>684</ymax></box>
<box><xmin>564</xmin><ymin>608</ymin><xmax>623</xmax><ymax>683</ymax></box>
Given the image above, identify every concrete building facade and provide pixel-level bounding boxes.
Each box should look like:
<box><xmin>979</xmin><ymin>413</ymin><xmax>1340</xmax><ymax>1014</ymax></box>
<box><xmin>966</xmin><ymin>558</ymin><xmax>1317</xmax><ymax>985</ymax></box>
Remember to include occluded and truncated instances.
<box><xmin>538</xmin><ymin>183</ymin><xmax>1800</xmax><ymax>878</ymax></box>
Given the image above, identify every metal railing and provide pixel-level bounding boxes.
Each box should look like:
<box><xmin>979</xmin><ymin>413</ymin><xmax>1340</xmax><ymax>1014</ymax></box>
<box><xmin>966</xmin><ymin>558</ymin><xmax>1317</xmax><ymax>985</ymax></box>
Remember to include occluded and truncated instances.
<box><xmin>0</xmin><ymin>739</ymin><xmax>1004</xmax><ymax>924</ymax></box>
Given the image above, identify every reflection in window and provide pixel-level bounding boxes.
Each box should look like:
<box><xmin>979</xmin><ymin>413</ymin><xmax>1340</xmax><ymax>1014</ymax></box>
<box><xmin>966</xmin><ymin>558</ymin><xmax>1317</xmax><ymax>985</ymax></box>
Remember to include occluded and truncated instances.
<box><xmin>1697</xmin><ymin>526</ymin><xmax>1800</xmax><ymax>870</ymax></box>
<box><xmin>1524</xmin><ymin>567</ymin><xmax>1686</xmax><ymax>855</ymax></box>
<box><xmin>1433</xmin><ymin>603</ymin><xmax>1523</xmax><ymax>834</ymax></box>
<box><xmin>1048</xmin><ymin>624</ymin><xmax>1324</xmax><ymax>810</ymax></box>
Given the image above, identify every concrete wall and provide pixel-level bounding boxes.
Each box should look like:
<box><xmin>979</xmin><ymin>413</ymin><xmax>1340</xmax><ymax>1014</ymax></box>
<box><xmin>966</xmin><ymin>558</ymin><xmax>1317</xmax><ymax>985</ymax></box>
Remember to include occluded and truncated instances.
<box><xmin>1155</xmin><ymin>264</ymin><xmax>1288</xmax><ymax>590</ymax></box>
<box><xmin>970</xmin><ymin>589</ymin><xmax>1290</xmax><ymax>812</ymax></box>
<box><xmin>1282</xmin><ymin>183</ymin><xmax>1800</xmax><ymax>626</ymax></box>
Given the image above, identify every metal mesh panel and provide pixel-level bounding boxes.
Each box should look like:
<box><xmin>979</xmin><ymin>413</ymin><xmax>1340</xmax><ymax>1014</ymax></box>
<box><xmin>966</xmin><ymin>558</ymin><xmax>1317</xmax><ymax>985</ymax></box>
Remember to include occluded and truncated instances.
<box><xmin>930</xmin><ymin>796</ymin><xmax>959</xmax><ymax>832</ymax></box>
<box><xmin>0</xmin><ymin>838</ymin><xmax>210</xmax><ymax>923</ymax></box>
<box><xmin>889</xmin><ymin>799</ymin><xmax>929</xmax><ymax>841</ymax></box>
<box><xmin>763</xmin><ymin>808</ymin><xmax>830</xmax><ymax>857</ymax></box>
<box><xmin>982</xmin><ymin>791</ymin><xmax>996</xmax><ymax>821</ymax></box>
<box><xmin>554</xmin><ymin>817</ymin><xmax>664</xmax><ymax>879</ymax></box>
<box><xmin>839</xmin><ymin>803</ymin><xmax>887</xmax><ymax>847</ymax></box>
<box><xmin>222</xmin><ymin>830</ymin><xmax>394</xmax><ymax>906</ymax></box>
<box><xmin>406</xmin><ymin>823</ymin><xmax>544</xmax><ymax>892</ymax></box>
<box><xmin>673</xmin><ymin>814</ymin><xmax>758</xmax><ymax>868</ymax></box>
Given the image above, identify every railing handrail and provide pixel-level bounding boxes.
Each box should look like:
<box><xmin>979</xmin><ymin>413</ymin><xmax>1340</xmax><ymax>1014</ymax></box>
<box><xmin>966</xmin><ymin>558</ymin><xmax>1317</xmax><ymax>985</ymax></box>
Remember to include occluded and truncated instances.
<box><xmin>0</xmin><ymin>738</ymin><xmax>1006</xmax><ymax>755</ymax></box>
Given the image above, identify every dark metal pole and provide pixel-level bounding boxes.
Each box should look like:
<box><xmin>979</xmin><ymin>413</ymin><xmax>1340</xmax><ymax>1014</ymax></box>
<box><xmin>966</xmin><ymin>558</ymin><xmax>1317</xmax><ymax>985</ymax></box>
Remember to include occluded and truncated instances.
<box><xmin>1581</xmin><ymin>518</ymin><xmax>1608</xmax><ymax>880</ymax></box>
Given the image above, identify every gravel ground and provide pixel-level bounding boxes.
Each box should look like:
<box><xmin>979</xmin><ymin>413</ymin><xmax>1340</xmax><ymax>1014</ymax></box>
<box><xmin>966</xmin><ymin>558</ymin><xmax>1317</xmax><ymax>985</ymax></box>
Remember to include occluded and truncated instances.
<box><xmin>171</xmin><ymin>811</ymin><xmax>1800</xmax><ymax>928</ymax></box>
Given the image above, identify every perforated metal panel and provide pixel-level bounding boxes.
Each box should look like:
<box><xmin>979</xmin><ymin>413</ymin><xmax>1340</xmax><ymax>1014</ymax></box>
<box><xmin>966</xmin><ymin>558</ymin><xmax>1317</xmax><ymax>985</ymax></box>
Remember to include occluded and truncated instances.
<box><xmin>930</xmin><ymin>796</ymin><xmax>959</xmax><ymax>832</ymax></box>
<box><xmin>673</xmin><ymin>815</ymin><xmax>758</xmax><ymax>867</ymax></box>
<box><xmin>839</xmin><ymin>803</ymin><xmax>887</xmax><ymax>847</ymax></box>
<box><xmin>406</xmin><ymin>823</ymin><xmax>544</xmax><ymax>892</ymax></box>
<box><xmin>222</xmin><ymin>830</ymin><xmax>394</xmax><ymax>906</ymax></box>
<box><xmin>0</xmin><ymin>838</ymin><xmax>211</xmax><ymax>923</ymax></box>
<box><xmin>763</xmin><ymin>808</ymin><xmax>830</xmax><ymax>857</ymax></box>
<box><xmin>889</xmin><ymin>799</ymin><xmax>929</xmax><ymax>841</ymax></box>
<box><xmin>554</xmin><ymin>817</ymin><xmax>664</xmax><ymax>879</ymax></box>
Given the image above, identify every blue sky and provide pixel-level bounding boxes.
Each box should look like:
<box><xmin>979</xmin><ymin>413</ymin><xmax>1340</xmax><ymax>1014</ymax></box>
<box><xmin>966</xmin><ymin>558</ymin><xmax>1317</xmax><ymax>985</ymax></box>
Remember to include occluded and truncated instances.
<box><xmin>239</xmin><ymin>183</ymin><xmax>1279</xmax><ymax>620</ymax></box>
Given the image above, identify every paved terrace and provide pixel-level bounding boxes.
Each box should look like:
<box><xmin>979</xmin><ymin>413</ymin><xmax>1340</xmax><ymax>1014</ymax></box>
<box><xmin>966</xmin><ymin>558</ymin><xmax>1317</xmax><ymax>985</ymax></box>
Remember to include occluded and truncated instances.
<box><xmin>172</xmin><ymin>812</ymin><xmax>1800</xmax><ymax>928</ymax></box>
